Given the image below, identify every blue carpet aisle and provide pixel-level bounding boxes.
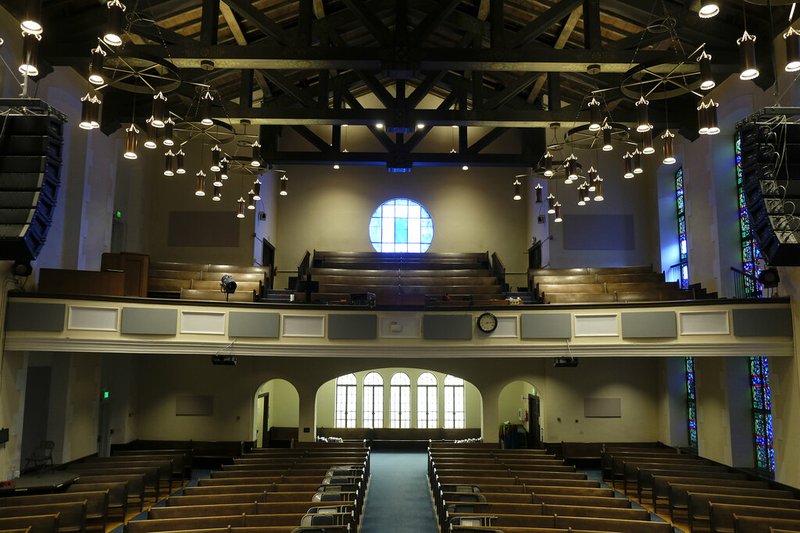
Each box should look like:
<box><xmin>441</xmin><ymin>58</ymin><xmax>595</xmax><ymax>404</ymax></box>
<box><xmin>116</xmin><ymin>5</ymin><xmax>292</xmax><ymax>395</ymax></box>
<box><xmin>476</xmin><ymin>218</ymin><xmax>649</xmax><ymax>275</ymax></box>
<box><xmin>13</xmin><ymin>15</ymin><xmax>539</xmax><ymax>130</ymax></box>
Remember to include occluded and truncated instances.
<box><xmin>359</xmin><ymin>451</ymin><xmax>439</xmax><ymax>533</ymax></box>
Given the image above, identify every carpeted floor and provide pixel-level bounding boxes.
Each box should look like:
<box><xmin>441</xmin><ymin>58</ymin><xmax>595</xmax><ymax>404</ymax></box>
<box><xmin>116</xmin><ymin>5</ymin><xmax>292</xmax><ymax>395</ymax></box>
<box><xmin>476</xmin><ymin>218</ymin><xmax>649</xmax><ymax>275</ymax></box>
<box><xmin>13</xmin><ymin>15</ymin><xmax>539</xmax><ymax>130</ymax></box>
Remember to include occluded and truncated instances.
<box><xmin>359</xmin><ymin>451</ymin><xmax>439</xmax><ymax>533</ymax></box>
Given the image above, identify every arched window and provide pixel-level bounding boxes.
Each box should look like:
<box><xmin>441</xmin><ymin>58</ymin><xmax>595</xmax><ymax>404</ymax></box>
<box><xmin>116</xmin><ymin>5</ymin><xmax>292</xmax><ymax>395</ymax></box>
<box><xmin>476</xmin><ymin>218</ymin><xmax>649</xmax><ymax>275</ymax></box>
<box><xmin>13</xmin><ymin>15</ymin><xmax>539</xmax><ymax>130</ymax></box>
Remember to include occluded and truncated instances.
<box><xmin>335</xmin><ymin>374</ymin><xmax>357</xmax><ymax>428</ymax></box>
<box><xmin>390</xmin><ymin>372</ymin><xmax>411</xmax><ymax>428</ymax></box>
<box><xmin>443</xmin><ymin>375</ymin><xmax>465</xmax><ymax>429</ymax></box>
<box><xmin>363</xmin><ymin>372</ymin><xmax>384</xmax><ymax>429</ymax></box>
<box><xmin>369</xmin><ymin>198</ymin><xmax>433</xmax><ymax>253</ymax></box>
<box><xmin>417</xmin><ymin>373</ymin><xmax>438</xmax><ymax>428</ymax></box>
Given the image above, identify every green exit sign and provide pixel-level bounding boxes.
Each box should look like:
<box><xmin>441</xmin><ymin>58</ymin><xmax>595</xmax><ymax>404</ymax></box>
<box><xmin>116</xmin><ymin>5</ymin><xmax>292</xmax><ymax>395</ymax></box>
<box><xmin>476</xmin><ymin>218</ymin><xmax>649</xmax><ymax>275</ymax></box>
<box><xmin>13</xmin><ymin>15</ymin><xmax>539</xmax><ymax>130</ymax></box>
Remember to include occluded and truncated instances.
<box><xmin>103</xmin><ymin>390</ymin><xmax>110</xmax><ymax>399</ymax></box>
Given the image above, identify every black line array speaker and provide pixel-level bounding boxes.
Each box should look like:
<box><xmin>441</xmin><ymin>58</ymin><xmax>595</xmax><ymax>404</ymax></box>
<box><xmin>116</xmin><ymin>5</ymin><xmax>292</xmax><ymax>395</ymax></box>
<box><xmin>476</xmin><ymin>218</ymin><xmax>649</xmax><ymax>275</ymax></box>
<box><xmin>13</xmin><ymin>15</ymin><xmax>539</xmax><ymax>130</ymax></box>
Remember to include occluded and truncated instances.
<box><xmin>0</xmin><ymin>107</ymin><xmax>64</xmax><ymax>267</ymax></box>
<box><xmin>738</xmin><ymin>109</ymin><xmax>800</xmax><ymax>266</ymax></box>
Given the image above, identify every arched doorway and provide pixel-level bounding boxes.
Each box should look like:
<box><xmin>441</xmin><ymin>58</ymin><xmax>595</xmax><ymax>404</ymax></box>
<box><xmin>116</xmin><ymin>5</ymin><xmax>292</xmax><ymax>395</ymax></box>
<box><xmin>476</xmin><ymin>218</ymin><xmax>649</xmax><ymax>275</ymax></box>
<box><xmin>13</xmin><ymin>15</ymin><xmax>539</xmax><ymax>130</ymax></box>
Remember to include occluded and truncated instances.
<box><xmin>252</xmin><ymin>379</ymin><xmax>299</xmax><ymax>447</ymax></box>
<box><xmin>498</xmin><ymin>380</ymin><xmax>540</xmax><ymax>449</ymax></box>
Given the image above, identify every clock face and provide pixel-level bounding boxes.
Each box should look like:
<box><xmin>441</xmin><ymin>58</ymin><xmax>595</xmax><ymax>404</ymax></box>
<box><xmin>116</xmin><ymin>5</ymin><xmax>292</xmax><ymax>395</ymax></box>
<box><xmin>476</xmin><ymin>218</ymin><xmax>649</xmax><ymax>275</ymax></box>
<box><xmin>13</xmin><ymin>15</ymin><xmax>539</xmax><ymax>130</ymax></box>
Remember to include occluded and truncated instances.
<box><xmin>477</xmin><ymin>312</ymin><xmax>498</xmax><ymax>333</ymax></box>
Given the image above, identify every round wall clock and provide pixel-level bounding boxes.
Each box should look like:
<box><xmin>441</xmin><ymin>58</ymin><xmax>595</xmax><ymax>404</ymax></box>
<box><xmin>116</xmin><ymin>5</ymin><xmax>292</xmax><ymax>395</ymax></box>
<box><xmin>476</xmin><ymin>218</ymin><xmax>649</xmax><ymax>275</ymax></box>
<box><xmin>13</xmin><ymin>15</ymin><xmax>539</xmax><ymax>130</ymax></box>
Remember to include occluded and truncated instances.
<box><xmin>477</xmin><ymin>312</ymin><xmax>498</xmax><ymax>333</ymax></box>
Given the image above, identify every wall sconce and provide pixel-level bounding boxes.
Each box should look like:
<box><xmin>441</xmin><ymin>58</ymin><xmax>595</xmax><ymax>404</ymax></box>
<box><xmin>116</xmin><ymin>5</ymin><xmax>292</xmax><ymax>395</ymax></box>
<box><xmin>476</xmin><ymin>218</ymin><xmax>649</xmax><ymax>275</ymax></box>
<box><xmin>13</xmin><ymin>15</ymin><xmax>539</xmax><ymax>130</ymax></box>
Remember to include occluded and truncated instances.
<box><xmin>124</xmin><ymin>124</ymin><xmax>139</xmax><ymax>159</ymax></box>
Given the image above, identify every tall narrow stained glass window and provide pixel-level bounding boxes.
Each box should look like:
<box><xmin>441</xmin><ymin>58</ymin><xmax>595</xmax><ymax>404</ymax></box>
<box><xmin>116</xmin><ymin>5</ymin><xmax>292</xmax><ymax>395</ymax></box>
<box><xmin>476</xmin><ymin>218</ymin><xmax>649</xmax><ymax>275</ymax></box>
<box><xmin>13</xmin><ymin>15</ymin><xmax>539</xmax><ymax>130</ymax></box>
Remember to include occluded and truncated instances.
<box><xmin>390</xmin><ymin>372</ymin><xmax>411</xmax><ymax>428</ymax></box>
<box><xmin>417</xmin><ymin>373</ymin><xmax>438</xmax><ymax>429</ymax></box>
<box><xmin>675</xmin><ymin>167</ymin><xmax>689</xmax><ymax>289</ymax></box>
<box><xmin>685</xmin><ymin>357</ymin><xmax>697</xmax><ymax>449</ymax></box>
<box><xmin>335</xmin><ymin>374</ymin><xmax>357</xmax><ymax>428</ymax></box>
<box><xmin>443</xmin><ymin>375</ymin><xmax>465</xmax><ymax>429</ymax></box>
<box><xmin>369</xmin><ymin>198</ymin><xmax>433</xmax><ymax>252</ymax></box>
<box><xmin>749</xmin><ymin>356</ymin><xmax>775</xmax><ymax>472</ymax></box>
<box><xmin>736</xmin><ymin>132</ymin><xmax>774</xmax><ymax>473</ymax></box>
<box><xmin>363</xmin><ymin>372</ymin><xmax>384</xmax><ymax>429</ymax></box>
<box><xmin>735</xmin><ymin>132</ymin><xmax>764</xmax><ymax>297</ymax></box>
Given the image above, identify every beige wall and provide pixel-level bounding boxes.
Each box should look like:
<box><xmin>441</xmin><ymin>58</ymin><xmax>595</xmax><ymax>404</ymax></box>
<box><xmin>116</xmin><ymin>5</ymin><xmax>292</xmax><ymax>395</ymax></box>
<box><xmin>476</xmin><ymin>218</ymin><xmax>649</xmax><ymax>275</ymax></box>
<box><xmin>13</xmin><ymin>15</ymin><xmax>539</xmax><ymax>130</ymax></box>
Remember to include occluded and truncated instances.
<box><xmin>252</xmin><ymin>378</ymin><xmax>300</xmax><ymax>443</ymax></box>
<box><xmin>273</xmin><ymin>165</ymin><xmax>529</xmax><ymax>290</ymax></box>
<box><xmin>542</xmin><ymin>357</ymin><xmax>661</xmax><ymax>443</ymax></box>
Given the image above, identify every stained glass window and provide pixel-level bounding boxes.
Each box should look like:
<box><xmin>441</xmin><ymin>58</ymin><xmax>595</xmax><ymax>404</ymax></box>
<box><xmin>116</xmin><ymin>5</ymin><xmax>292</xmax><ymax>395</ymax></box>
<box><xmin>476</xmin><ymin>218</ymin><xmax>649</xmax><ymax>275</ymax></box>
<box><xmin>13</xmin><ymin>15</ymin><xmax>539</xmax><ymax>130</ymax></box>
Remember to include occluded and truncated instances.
<box><xmin>685</xmin><ymin>357</ymin><xmax>697</xmax><ymax>449</ymax></box>
<box><xmin>675</xmin><ymin>167</ymin><xmax>689</xmax><ymax>290</ymax></box>
<box><xmin>369</xmin><ymin>198</ymin><xmax>433</xmax><ymax>252</ymax></box>
<box><xmin>417</xmin><ymin>373</ymin><xmax>438</xmax><ymax>429</ymax></box>
<box><xmin>735</xmin><ymin>132</ymin><xmax>764</xmax><ymax>297</ymax></box>
<box><xmin>335</xmin><ymin>374</ymin><xmax>357</xmax><ymax>428</ymax></box>
<box><xmin>736</xmin><ymin>133</ymin><xmax>774</xmax><ymax>473</ymax></box>
<box><xmin>749</xmin><ymin>356</ymin><xmax>775</xmax><ymax>472</ymax></box>
<box><xmin>443</xmin><ymin>375</ymin><xmax>465</xmax><ymax>429</ymax></box>
<box><xmin>390</xmin><ymin>373</ymin><xmax>411</xmax><ymax>428</ymax></box>
<box><xmin>363</xmin><ymin>372</ymin><xmax>384</xmax><ymax>428</ymax></box>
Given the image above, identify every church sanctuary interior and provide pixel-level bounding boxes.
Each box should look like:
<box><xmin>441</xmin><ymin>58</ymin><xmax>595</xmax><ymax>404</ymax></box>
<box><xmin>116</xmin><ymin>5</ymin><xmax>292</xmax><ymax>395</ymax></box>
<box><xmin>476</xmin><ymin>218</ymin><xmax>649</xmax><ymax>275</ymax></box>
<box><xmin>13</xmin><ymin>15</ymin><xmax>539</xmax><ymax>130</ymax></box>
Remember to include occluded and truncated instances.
<box><xmin>3</xmin><ymin>0</ymin><xmax>800</xmax><ymax>532</ymax></box>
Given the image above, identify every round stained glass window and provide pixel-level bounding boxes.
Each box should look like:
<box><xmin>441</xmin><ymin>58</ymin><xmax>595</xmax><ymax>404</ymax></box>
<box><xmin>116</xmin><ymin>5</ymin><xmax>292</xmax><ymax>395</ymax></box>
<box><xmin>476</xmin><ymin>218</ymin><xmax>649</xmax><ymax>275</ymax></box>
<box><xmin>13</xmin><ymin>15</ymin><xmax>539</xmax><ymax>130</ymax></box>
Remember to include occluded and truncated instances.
<box><xmin>369</xmin><ymin>198</ymin><xmax>433</xmax><ymax>253</ymax></box>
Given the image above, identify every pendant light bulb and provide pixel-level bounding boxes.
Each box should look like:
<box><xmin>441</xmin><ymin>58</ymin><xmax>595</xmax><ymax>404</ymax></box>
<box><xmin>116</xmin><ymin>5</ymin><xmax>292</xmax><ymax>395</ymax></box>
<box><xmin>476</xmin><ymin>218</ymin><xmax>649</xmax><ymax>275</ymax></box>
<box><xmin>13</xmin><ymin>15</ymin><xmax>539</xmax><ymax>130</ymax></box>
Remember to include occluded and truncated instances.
<box><xmin>602</xmin><ymin>124</ymin><xmax>613</xmax><ymax>151</ymax></box>
<box><xmin>253</xmin><ymin>178</ymin><xmax>262</xmax><ymax>201</ymax></box>
<box><xmin>547</xmin><ymin>193</ymin><xmax>556</xmax><ymax>214</ymax></box>
<box><xmin>737</xmin><ymin>30</ymin><xmax>759</xmax><ymax>81</ymax></box>
<box><xmin>534</xmin><ymin>183</ymin><xmax>543</xmax><ymax>203</ymax></box>
<box><xmin>698</xmin><ymin>51</ymin><xmax>715</xmax><ymax>90</ymax></box>
<box><xmin>279</xmin><ymin>176</ymin><xmax>288</xmax><ymax>196</ymax></box>
<box><xmin>699</xmin><ymin>0</ymin><xmax>719</xmax><ymax>18</ymax></box>
<box><xmin>635</xmin><ymin>96</ymin><xmax>651</xmax><ymax>132</ymax></box>
<box><xmin>176</xmin><ymin>149</ymin><xmax>186</xmax><ymax>174</ymax></box>
<box><xmin>623</xmin><ymin>152</ymin><xmax>634</xmax><ymax>179</ymax></box>
<box><xmin>251</xmin><ymin>140</ymin><xmax>262</xmax><ymax>167</ymax></box>
<box><xmin>237</xmin><ymin>197</ymin><xmax>246</xmax><ymax>218</ymax></box>
<box><xmin>163</xmin><ymin>150</ymin><xmax>175</xmax><ymax>177</ymax></box>
<box><xmin>587</xmin><ymin>97</ymin><xmax>602</xmax><ymax>132</ymax></box>
<box><xmin>162</xmin><ymin>118</ymin><xmax>175</xmax><ymax>146</ymax></box>
<box><xmin>543</xmin><ymin>151</ymin><xmax>554</xmax><ymax>177</ymax></box>
<box><xmin>554</xmin><ymin>202</ymin><xmax>563</xmax><ymax>223</ymax></box>
<box><xmin>199</xmin><ymin>90</ymin><xmax>214</xmax><ymax>126</ymax></box>
<box><xmin>785</xmin><ymin>27</ymin><xmax>800</xmax><ymax>72</ymax></box>
<box><xmin>195</xmin><ymin>170</ymin><xmax>206</xmax><ymax>197</ymax></box>
<box><xmin>19</xmin><ymin>32</ymin><xmax>41</xmax><ymax>77</ymax></box>
<box><xmin>124</xmin><ymin>124</ymin><xmax>139</xmax><ymax>159</ymax></box>
<box><xmin>88</xmin><ymin>44</ymin><xmax>107</xmax><ymax>85</ymax></box>
<box><xmin>21</xmin><ymin>1</ymin><xmax>43</xmax><ymax>36</ymax></box>
<box><xmin>103</xmin><ymin>0</ymin><xmax>126</xmax><ymax>47</ymax></box>
<box><xmin>661</xmin><ymin>130</ymin><xmax>676</xmax><ymax>165</ymax></box>
<box><xmin>513</xmin><ymin>178</ymin><xmax>522</xmax><ymax>201</ymax></box>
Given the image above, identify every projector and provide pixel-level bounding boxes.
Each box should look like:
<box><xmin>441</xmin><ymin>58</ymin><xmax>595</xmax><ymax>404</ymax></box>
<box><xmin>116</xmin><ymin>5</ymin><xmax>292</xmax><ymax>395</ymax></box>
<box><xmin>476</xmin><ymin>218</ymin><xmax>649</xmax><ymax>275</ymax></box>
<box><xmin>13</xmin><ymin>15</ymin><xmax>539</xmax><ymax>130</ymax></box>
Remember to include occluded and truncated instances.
<box><xmin>211</xmin><ymin>354</ymin><xmax>237</xmax><ymax>366</ymax></box>
<box><xmin>554</xmin><ymin>357</ymin><xmax>578</xmax><ymax>368</ymax></box>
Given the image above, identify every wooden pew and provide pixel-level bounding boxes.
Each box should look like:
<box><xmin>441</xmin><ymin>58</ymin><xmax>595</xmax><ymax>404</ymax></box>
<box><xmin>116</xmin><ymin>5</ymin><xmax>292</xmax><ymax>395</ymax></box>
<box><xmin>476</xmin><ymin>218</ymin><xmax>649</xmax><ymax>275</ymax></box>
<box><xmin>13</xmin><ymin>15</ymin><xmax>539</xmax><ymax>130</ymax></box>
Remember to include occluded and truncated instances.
<box><xmin>650</xmin><ymin>473</ymin><xmax>761</xmax><ymax>512</ymax></box>
<box><xmin>441</xmin><ymin>491</ymin><xmax>632</xmax><ymax>508</ymax></box>
<box><xmin>0</xmin><ymin>515</ymin><xmax>60</xmax><ymax>533</ymax></box>
<box><xmin>110</xmin><ymin>451</ymin><xmax>191</xmax><ymax>480</ymax></box>
<box><xmin>79</xmin><ymin>457</ymin><xmax>174</xmax><ymax>492</ymax></box>
<box><xmin>67</xmin><ymin>465</ymin><xmax>160</xmax><ymax>501</ymax></box>
<box><xmin>627</xmin><ymin>463</ymin><xmax>730</xmax><ymax>497</ymax></box>
<box><xmin>691</xmin><ymin>494</ymin><xmax>800</xmax><ymax>532</ymax></box>
<box><xmin>73</xmin><ymin>474</ymin><xmax>146</xmax><ymax>511</ymax></box>
<box><xmin>0</xmin><ymin>503</ymin><xmax>85</xmax><ymax>533</ymax></box>
<box><xmin>445</xmin><ymin>501</ymin><xmax>650</xmax><ymax>520</ymax></box>
<box><xmin>734</xmin><ymin>515</ymin><xmax>800</xmax><ymax>533</ymax></box>
<box><xmin>709</xmin><ymin>504</ymin><xmax>800</xmax><ymax>533</ymax></box>
<box><xmin>668</xmin><ymin>485</ymin><xmax>792</xmax><ymax>523</ymax></box>
<box><xmin>66</xmin><ymin>482</ymin><xmax>128</xmax><ymax>521</ymax></box>
<box><xmin>0</xmin><ymin>492</ymin><xmax>109</xmax><ymax>531</ymax></box>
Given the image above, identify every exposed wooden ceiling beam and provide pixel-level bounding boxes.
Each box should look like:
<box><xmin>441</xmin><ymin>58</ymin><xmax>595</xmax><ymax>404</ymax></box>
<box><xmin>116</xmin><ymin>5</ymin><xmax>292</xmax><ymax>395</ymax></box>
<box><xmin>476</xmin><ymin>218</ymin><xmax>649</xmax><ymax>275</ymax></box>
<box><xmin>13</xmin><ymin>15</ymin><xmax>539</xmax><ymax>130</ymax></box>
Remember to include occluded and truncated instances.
<box><xmin>527</xmin><ymin>7</ymin><xmax>581</xmax><ymax>104</ymax></box>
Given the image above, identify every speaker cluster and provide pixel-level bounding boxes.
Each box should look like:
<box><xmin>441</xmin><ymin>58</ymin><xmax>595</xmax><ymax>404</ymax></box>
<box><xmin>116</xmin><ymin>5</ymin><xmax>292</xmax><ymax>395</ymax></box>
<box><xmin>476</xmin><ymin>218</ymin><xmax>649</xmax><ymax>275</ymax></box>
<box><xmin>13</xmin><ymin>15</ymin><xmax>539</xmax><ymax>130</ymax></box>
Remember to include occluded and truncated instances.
<box><xmin>737</xmin><ymin>110</ymin><xmax>800</xmax><ymax>266</ymax></box>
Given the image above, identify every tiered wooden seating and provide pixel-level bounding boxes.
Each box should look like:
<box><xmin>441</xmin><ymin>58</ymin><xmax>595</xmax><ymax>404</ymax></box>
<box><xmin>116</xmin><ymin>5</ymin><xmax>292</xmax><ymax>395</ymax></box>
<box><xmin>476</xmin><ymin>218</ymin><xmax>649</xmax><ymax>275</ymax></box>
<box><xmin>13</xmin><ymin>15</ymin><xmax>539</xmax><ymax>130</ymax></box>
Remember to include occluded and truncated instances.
<box><xmin>530</xmin><ymin>266</ymin><xmax>694</xmax><ymax>303</ymax></box>
<box><xmin>125</xmin><ymin>446</ymin><xmax>369</xmax><ymax>533</ymax></box>
<box><xmin>147</xmin><ymin>261</ymin><xmax>270</xmax><ymax>302</ymax></box>
<box><xmin>300</xmin><ymin>251</ymin><xmax>506</xmax><ymax>306</ymax></box>
<box><xmin>604</xmin><ymin>445</ymin><xmax>800</xmax><ymax>533</ymax></box>
<box><xmin>429</xmin><ymin>445</ymin><xmax>672</xmax><ymax>533</ymax></box>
